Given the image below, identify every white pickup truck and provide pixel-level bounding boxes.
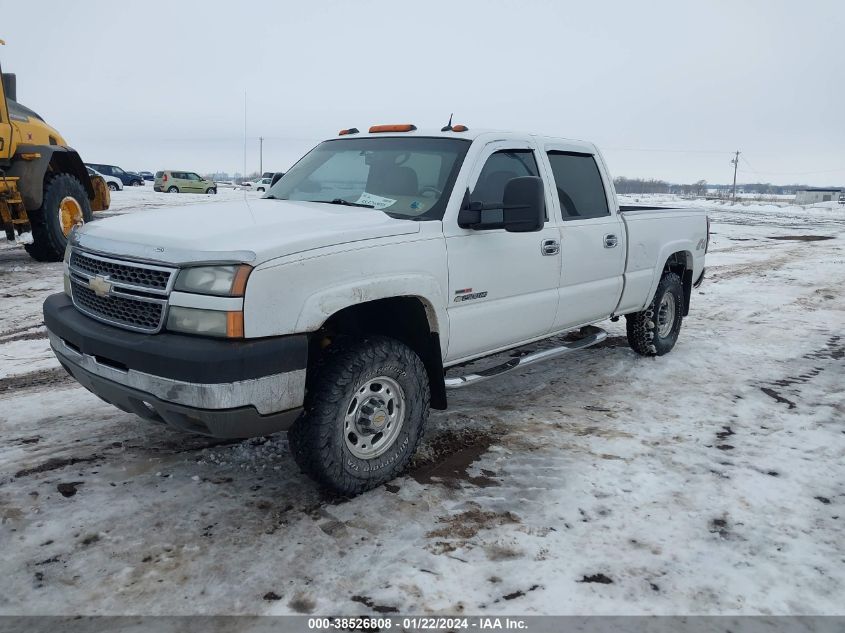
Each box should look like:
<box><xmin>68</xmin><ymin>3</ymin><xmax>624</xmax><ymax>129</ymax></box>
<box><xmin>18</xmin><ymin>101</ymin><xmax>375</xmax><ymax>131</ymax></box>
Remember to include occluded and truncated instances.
<box><xmin>44</xmin><ymin>124</ymin><xmax>708</xmax><ymax>494</ymax></box>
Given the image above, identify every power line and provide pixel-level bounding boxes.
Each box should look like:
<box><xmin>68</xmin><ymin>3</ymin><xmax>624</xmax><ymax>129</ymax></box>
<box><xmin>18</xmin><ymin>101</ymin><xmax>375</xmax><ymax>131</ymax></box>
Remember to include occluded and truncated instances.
<box><xmin>602</xmin><ymin>147</ymin><xmax>733</xmax><ymax>155</ymax></box>
<box><xmin>737</xmin><ymin>167</ymin><xmax>845</xmax><ymax>176</ymax></box>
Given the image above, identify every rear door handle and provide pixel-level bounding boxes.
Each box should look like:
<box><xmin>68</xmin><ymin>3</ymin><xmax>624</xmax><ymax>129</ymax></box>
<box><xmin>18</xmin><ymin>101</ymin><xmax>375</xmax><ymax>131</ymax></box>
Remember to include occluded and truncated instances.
<box><xmin>541</xmin><ymin>239</ymin><xmax>560</xmax><ymax>256</ymax></box>
<box><xmin>604</xmin><ymin>234</ymin><xmax>618</xmax><ymax>248</ymax></box>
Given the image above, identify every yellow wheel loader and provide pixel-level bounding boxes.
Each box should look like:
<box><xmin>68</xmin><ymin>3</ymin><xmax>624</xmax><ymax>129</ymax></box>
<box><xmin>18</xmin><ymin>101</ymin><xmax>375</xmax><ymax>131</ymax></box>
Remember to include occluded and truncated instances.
<box><xmin>0</xmin><ymin>40</ymin><xmax>109</xmax><ymax>262</ymax></box>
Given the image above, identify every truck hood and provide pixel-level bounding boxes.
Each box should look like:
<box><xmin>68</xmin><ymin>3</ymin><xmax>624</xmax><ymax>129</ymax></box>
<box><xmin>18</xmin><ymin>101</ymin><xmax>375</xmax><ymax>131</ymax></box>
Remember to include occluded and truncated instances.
<box><xmin>74</xmin><ymin>198</ymin><xmax>422</xmax><ymax>265</ymax></box>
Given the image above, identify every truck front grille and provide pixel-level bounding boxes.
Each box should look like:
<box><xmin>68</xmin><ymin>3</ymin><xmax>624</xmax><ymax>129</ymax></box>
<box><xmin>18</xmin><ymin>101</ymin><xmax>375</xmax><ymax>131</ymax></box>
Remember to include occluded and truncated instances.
<box><xmin>71</xmin><ymin>280</ymin><xmax>166</xmax><ymax>333</ymax></box>
<box><xmin>70</xmin><ymin>251</ymin><xmax>173</xmax><ymax>293</ymax></box>
<box><xmin>67</xmin><ymin>248</ymin><xmax>176</xmax><ymax>334</ymax></box>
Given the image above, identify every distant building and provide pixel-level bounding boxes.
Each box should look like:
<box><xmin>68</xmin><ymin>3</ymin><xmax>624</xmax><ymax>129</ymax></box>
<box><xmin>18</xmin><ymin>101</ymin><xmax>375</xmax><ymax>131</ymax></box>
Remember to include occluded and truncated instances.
<box><xmin>794</xmin><ymin>188</ymin><xmax>842</xmax><ymax>204</ymax></box>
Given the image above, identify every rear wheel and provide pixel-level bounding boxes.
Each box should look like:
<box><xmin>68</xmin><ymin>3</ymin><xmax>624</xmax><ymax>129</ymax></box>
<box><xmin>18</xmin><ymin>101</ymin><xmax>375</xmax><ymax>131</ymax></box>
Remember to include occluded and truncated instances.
<box><xmin>24</xmin><ymin>173</ymin><xmax>93</xmax><ymax>262</ymax></box>
<box><xmin>626</xmin><ymin>272</ymin><xmax>684</xmax><ymax>356</ymax></box>
<box><xmin>167</xmin><ymin>186</ymin><xmax>179</xmax><ymax>193</ymax></box>
<box><xmin>288</xmin><ymin>336</ymin><xmax>430</xmax><ymax>495</ymax></box>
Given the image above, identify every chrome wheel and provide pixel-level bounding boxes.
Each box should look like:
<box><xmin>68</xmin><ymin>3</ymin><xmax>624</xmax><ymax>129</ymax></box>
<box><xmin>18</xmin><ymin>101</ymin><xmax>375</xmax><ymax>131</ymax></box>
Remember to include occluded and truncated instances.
<box><xmin>657</xmin><ymin>292</ymin><xmax>676</xmax><ymax>338</ymax></box>
<box><xmin>344</xmin><ymin>376</ymin><xmax>405</xmax><ymax>459</ymax></box>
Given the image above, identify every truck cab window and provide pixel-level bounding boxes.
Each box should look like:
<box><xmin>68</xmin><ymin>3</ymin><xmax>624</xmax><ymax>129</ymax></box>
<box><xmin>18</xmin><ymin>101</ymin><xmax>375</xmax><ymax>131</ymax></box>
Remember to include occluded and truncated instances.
<box><xmin>471</xmin><ymin>150</ymin><xmax>541</xmax><ymax>224</ymax></box>
<box><xmin>546</xmin><ymin>152</ymin><xmax>609</xmax><ymax>220</ymax></box>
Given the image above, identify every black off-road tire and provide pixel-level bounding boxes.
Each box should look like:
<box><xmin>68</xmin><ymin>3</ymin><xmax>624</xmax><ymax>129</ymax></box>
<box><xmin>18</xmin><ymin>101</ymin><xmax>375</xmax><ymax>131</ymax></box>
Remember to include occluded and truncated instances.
<box><xmin>288</xmin><ymin>336</ymin><xmax>430</xmax><ymax>495</ymax></box>
<box><xmin>24</xmin><ymin>173</ymin><xmax>93</xmax><ymax>262</ymax></box>
<box><xmin>626</xmin><ymin>272</ymin><xmax>684</xmax><ymax>356</ymax></box>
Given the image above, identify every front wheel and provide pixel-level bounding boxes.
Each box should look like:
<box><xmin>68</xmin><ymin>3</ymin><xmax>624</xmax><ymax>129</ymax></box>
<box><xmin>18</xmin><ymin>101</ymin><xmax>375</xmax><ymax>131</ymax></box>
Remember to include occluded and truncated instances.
<box><xmin>107</xmin><ymin>182</ymin><xmax>119</xmax><ymax>192</ymax></box>
<box><xmin>206</xmin><ymin>188</ymin><xmax>217</xmax><ymax>194</ymax></box>
<box><xmin>131</xmin><ymin>180</ymin><xmax>142</xmax><ymax>187</ymax></box>
<box><xmin>167</xmin><ymin>186</ymin><xmax>179</xmax><ymax>193</ymax></box>
<box><xmin>288</xmin><ymin>336</ymin><xmax>430</xmax><ymax>495</ymax></box>
<box><xmin>257</xmin><ymin>187</ymin><xmax>265</xmax><ymax>192</ymax></box>
<box><xmin>626</xmin><ymin>272</ymin><xmax>684</xmax><ymax>356</ymax></box>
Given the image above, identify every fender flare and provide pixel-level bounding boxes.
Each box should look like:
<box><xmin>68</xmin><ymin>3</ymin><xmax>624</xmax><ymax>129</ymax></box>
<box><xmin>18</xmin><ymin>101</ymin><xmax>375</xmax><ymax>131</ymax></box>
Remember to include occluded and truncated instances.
<box><xmin>5</xmin><ymin>145</ymin><xmax>95</xmax><ymax>210</ymax></box>
<box><xmin>643</xmin><ymin>241</ymin><xmax>695</xmax><ymax>307</ymax></box>
<box><xmin>296</xmin><ymin>274</ymin><xmax>448</xmax><ymax>351</ymax></box>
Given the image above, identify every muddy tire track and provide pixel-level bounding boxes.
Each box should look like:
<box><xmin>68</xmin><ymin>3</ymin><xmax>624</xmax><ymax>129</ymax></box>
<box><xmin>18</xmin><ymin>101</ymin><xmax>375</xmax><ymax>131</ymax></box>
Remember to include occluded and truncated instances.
<box><xmin>0</xmin><ymin>367</ymin><xmax>75</xmax><ymax>397</ymax></box>
<box><xmin>759</xmin><ymin>335</ymin><xmax>844</xmax><ymax>409</ymax></box>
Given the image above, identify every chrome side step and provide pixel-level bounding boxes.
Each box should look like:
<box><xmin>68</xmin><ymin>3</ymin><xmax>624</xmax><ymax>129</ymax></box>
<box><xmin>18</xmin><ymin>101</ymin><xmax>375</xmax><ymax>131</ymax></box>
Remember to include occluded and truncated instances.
<box><xmin>444</xmin><ymin>326</ymin><xmax>608</xmax><ymax>389</ymax></box>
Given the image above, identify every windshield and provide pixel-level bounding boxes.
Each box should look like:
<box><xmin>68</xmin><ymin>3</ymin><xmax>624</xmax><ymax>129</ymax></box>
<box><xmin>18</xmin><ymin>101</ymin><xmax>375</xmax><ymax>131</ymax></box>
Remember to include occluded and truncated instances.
<box><xmin>265</xmin><ymin>136</ymin><xmax>471</xmax><ymax>220</ymax></box>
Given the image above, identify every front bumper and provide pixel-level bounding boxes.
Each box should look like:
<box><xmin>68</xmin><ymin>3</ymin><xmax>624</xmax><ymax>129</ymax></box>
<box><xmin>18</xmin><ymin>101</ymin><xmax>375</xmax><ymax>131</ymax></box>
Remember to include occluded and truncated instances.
<box><xmin>44</xmin><ymin>293</ymin><xmax>307</xmax><ymax>438</ymax></box>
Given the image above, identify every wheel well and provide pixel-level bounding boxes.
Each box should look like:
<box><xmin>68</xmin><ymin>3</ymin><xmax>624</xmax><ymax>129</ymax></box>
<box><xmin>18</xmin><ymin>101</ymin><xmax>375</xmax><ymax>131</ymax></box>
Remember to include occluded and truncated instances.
<box><xmin>663</xmin><ymin>251</ymin><xmax>693</xmax><ymax>316</ymax></box>
<box><xmin>311</xmin><ymin>297</ymin><xmax>447</xmax><ymax>410</ymax></box>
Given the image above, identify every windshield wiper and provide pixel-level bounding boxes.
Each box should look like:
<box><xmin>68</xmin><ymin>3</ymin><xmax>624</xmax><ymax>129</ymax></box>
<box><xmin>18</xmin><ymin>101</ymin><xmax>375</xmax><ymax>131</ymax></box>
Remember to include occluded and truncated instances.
<box><xmin>307</xmin><ymin>198</ymin><xmax>375</xmax><ymax>209</ymax></box>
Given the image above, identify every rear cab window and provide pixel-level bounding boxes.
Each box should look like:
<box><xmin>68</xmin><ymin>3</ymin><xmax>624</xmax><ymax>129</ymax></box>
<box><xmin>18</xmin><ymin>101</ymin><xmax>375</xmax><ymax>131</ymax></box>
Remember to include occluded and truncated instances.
<box><xmin>545</xmin><ymin>151</ymin><xmax>610</xmax><ymax>220</ymax></box>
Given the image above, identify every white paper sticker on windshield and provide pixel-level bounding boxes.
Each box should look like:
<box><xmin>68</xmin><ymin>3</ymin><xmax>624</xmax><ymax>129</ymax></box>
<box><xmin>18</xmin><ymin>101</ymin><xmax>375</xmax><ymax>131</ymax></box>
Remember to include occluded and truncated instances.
<box><xmin>356</xmin><ymin>192</ymin><xmax>397</xmax><ymax>209</ymax></box>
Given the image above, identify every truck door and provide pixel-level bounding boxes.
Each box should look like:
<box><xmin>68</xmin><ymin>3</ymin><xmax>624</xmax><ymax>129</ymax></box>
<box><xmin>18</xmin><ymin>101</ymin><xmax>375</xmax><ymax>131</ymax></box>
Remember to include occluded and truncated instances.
<box><xmin>444</xmin><ymin>141</ymin><xmax>561</xmax><ymax>362</ymax></box>
<box><xmin>542</xmin><ymin>147</ymin><xmax>625</xmax><ymax>329</ymax></box>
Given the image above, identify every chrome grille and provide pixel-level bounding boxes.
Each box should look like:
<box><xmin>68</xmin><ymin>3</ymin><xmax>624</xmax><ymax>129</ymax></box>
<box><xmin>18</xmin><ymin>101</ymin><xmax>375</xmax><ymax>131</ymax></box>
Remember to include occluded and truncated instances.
<box><xmin>70</xmin><ymin>250</ymin><xmax>173</xmax><ymax>293</ymax></box>
<box><xmin>67</xmin><ymin>248</ymin><xmax>176</xmax><ymax>333</ymax></box>
<box><xmin>71</xmin><ymin>280</ymin><xmax>165</xmax><ymax>332</ymax></box>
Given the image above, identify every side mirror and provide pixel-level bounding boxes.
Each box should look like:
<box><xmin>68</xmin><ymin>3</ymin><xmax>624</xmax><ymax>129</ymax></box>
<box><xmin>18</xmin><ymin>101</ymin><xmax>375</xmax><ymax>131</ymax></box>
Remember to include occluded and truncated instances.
<box><xmin>502</xmin><ymin>176</ymin><xmax>545</xmax><ymax>232</ymax></box>
<box><xmin>457</xmin><ymin>176</ymin><xmax>545</xmax><ymax>231</ymax></box>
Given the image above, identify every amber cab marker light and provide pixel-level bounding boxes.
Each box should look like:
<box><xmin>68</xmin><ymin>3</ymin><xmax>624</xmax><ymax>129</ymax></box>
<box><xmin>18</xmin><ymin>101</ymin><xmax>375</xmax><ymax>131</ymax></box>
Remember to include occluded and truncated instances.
<box><xmin>226</xmin><ymin>311</ymin><xmax>245</xmax><ymax>338</ymax></box>
<box><xmin>338</xmin><ymin>128</ymin><xmax>359</xmax><ymax>136</ymax></box>
<box><xmin>230</xmin><ymin>265</ymin><xmax>252</xmax><ymax>296</ymax></box>
<box><xmin>451</xmin><ymin>124</ymin><xmax>469</xmax><ymax>132</ymax></box>
<box><xmin>369</xmin><ymin>124</ymin><xmax>417</xmax><ymax>133</ymax></box>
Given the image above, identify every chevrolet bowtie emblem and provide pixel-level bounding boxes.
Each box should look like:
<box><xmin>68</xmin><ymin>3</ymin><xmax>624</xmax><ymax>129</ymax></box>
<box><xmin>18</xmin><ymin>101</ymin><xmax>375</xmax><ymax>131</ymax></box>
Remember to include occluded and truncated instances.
<box><xmin>87</xmin><ymin>276</ymin><xmax>112</xmax><ymax>298</ymax></box>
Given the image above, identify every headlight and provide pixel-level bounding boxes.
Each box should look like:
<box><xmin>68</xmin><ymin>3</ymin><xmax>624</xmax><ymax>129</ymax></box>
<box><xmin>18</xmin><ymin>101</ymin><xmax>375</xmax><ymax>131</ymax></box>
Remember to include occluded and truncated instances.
<box><xmin>174</xmin><ymin>264</ymin><xmax>251</xmax><ymax>296</ymax></box>
<box><xmin>63</xmin><ymin>245</ymin><xmax>72</xmax><ymax>296</ymax></box>
<box><xmin>166</xmin><ymin>306</ymin><xmax>244</xmax><ymax>338</ymax></box>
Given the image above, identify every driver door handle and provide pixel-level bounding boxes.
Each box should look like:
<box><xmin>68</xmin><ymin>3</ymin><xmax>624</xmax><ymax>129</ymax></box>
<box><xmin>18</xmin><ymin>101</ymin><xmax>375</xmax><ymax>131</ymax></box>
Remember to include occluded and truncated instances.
<box><xmin>541</xmin><ymin>239</ymin><xmax>560</xmax><ymax>256</ymax></box>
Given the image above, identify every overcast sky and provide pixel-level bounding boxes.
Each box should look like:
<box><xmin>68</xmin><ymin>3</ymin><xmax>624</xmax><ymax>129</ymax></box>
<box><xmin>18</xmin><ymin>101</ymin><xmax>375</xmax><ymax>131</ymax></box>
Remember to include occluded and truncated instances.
<box><xmin>4</xmin><ymin>0</ymin><xmax>843</xmax><ymax>185</ymax></box>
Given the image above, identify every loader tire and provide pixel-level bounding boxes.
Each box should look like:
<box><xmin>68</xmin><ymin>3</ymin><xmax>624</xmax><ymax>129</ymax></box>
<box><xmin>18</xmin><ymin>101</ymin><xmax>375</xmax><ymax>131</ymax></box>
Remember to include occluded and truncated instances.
<box><xmin>25</xmin><ymin>174</ymin><xmax>93</xmax><ymax>262</ymax></box>
<box><xmin>626</xmin><ymin>272</ymin><xmax>684</xmax><ymax>356</ymax></box>
<box><xmin>288</xmin><ymin>336</ymin><xmax>430</xmax><ymax>496</ymax></box>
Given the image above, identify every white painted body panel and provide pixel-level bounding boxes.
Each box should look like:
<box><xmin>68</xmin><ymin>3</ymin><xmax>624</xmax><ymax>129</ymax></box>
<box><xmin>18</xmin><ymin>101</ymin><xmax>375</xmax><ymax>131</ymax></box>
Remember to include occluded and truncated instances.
<box><xmin>70</xmin><ymin>129</ymin><xmax>708</xmax><ymax>369</ymax></box>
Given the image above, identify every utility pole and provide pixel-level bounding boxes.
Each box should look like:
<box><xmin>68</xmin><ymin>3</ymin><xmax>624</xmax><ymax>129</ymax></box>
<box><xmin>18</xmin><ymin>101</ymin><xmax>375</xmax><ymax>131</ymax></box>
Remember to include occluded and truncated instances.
<box><xmin>259</xmin><ymin>136</ymin><xmax>264</xmax><ymax>176</ymax></box>
<box><xmin>731</xmin><ymin>150</ymin><xmax>740</xmax><ymax>203</ymax></box>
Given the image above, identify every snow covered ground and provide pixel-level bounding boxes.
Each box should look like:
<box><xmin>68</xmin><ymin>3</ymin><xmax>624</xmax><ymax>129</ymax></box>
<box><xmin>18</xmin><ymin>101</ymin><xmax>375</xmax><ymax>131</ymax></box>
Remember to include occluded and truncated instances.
<box><xmin>0</xmin><ymin>190</ymin><xmax>843</xmax><ymax>615</ymax></box>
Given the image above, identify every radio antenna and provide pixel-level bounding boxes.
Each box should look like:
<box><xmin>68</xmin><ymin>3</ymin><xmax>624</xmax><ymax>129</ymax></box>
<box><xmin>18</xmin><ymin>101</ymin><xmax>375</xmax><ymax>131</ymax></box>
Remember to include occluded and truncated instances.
<box><xmin>440</xmin><ymin>113</ymin><xmax>454</xmax><ymax>132</ymax></box>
